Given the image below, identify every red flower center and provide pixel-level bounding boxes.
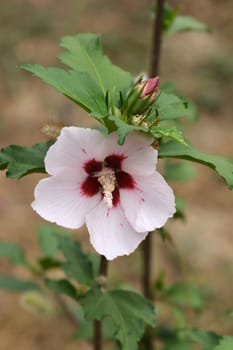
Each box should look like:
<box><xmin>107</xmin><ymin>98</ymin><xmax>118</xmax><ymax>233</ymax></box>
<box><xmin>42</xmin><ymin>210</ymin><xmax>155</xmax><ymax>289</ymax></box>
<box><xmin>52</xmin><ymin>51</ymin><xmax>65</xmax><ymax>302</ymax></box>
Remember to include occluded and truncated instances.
<box><xmin>81</xmin><ymin>154</ymin><xmax>135</xmax><ymax>206</ymax></box>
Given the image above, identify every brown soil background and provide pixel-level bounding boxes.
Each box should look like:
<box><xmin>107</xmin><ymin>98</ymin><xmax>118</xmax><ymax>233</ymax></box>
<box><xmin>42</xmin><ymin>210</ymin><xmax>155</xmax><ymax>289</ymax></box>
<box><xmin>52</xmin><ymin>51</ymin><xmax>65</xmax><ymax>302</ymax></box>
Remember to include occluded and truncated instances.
<box><xmin>0</xmin><ymin>0</ymin><xmax>233</xmax><ymax>349</ymax></box>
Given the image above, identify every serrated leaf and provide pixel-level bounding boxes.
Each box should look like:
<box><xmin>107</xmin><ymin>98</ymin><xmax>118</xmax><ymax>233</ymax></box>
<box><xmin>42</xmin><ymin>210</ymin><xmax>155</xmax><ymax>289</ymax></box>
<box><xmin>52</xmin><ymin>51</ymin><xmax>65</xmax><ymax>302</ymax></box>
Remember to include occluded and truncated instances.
<box><xmin>153</xmin><ymin>92</ymin><xmax>197</xmax><ymax>121</ymax></box>
<box><xmin>159</xmin><ymin>141</ymin><xmax>233</xmax><ymax>189</ymax></box>
<box><xmin>0</xmin><ymin>242</ymin><xmax>27</xmax><ymax>265</ymax></box>
<box><xmin>58</xmin><ymin>33</ymin><xmax>132</xmax><ymax>99</ymax></box>
<box><xmin>37</xmin><ymin>225</ymin><xmax>60</xmax><ymax>257</ymax></box>
<box><xmin>21</xmin><ymin>65</ymin><xmax>107</xmax><ymax>115</ymax></box>
<box><xmin>213</xmin><ymin>336</ymin><xmax>233</xmax><ymax>350</ymax></box>
<box><xmin>55</xmin><ymin>233</ymin><xmax>94</xmax><ymax>286</ymax></box>
<box><xmin>81</xmin><ymin>288</ymin><xmax>156</xmax><ymax>350</ymax></box>
<box><xmin>0</xmin><ymin>142</ymin><xmax>51</xmax><ymax>179</ymax></box>
<box><xmin>45</xmin><ymin>278</ymin><xmax>79</xmax><ymax>300</ymax></box>
<box><xmin>150</xmin><ymin>125</ymin><xmax>187</xmax><ymax>145</ymax></box>
<box><xmin>0</xmin><ymin>276</ymin><xmax>41</xmax><ymax>292</ymax></box>
<box><xmin>168</xmin><ymin>15</ymin><xmax>210</xmax><ymax>34</ymax></box>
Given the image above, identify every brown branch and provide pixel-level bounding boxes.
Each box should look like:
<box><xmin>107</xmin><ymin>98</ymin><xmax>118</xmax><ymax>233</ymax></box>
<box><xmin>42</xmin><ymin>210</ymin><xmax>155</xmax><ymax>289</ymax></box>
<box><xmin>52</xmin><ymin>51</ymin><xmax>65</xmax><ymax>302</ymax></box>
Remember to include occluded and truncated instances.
<box><xmin>141</xmin><ymin>1</ymin><xmax>165</xmax><ymax>348</ymax></box>
<box><xmin>93</xmin><ymin>255</ymin><xmax>108</xmax><ymax>350</ymax></box>
<box><xmin>150</xmin><ymin>0</ymin><xmax>165</xmax><ymax>77</ymax></box>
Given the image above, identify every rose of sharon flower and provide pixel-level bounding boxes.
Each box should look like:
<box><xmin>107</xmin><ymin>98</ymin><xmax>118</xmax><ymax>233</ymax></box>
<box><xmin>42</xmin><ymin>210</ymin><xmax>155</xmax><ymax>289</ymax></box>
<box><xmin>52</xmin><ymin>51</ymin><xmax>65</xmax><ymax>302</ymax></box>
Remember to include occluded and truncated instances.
<box><xmin>32</xmin><ymin>127</ymin><xmax>175</xmax><ymax>260</ymax></box>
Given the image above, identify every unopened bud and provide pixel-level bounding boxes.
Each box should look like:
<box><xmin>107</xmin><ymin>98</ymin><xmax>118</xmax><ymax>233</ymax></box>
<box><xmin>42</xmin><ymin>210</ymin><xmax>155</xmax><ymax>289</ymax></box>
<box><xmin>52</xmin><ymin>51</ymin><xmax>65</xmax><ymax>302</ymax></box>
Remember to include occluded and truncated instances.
<box><xmin>20</xmin><ymin>291</ymin><xmax>54</xmax><ymax>317</ymax></box>
<box><xmin>41</xmin><ymin>122</ymin><xmax>64</xmax><ymax>140</ymax></box>
<box><xmin>125</xmin><ymin>76</ymin><xmax>160</xmax><ymax>115</ymax></box>
<box><xmin>138</xmin><ymin>77</ymin><xmax>159</xmax><ymax>99</ymax></box>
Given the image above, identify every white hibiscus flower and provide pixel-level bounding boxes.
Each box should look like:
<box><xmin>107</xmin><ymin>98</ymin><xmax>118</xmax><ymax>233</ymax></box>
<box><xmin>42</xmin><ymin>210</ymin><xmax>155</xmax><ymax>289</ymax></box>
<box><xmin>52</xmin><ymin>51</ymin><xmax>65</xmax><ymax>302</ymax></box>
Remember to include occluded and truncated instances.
<box><xmin>32</xmin><ymin>127</ymin><xmax>175</xmax><ymax>260</ymax></box>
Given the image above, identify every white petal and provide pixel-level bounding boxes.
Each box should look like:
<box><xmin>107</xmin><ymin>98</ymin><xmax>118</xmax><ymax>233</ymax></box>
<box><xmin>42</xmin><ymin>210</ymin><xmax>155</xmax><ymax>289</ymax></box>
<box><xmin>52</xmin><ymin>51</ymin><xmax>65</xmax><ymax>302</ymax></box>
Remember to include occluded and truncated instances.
<box><xmin>122</xmin><ymin>147</ymin><xmax>158</xmax><ymax>176</ymax></box>
<box><xmin>102</xmin><ymin>131</ymin><xmax>154</xmax><ymax>159</ymax></box>
<box><xmin>32</xmin><ymin>172</ymin><xmax>101</xmax><ymax>229</ymax></box>
<box><xmin>120</xmin><ymin>172</ymin><xmax>176</xmax><ymax>232</ymax></box>
<box><xmin>86</xmin><ymin>201</ymin><xmax>148</xmax><ymax>260</ymax></box>
<box><xmin>45</xmin><ymin>127</ymin><xmax>106</xmax><ymax>175</ymax></box>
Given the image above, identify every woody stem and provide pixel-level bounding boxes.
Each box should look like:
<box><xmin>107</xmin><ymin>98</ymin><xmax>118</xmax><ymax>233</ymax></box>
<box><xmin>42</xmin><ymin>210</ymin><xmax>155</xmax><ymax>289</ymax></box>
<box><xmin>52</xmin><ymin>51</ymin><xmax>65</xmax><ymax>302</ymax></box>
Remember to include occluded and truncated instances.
<box><xmin>142</xmin><ymin>0</ymin><xmax>165</xmax><ymax>348</ymax></box>
<box><xmin>93</xmin><ymin>255</ymin><xmax>108</xmax><ymax>350</ymax></box>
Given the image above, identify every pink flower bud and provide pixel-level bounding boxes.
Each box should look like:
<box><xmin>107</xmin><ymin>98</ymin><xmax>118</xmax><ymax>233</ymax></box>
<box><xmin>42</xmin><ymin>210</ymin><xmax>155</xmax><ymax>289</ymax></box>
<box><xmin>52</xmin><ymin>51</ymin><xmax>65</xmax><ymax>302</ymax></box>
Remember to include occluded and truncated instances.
<box><xmin>138</xmin><ymin>76</ymin><xmax>160</xmax><ymax>100</ymax></box>
<box><xmin>124</xmin><ymin>76</ymin><xmax>160</xmax><ymax>115</ymax></box>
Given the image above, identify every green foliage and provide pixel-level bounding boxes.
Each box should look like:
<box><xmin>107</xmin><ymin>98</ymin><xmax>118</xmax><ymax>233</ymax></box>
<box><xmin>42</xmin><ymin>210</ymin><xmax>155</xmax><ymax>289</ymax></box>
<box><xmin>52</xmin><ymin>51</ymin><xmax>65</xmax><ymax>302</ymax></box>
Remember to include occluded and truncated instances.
<box><xmin>21</xmin><ymin>65</ymin><xmax>108</xmax><ymax>115</ymax></box>
<box><xmin>168</xmin><ymin>15</ymin><xmax>210</xmax><ymax>34</ymax></box>
<box><xmin>179</xmin><ymin>328</ymin><xmax>220</xmax><ymax>348</ymax></box>
<box><xmin>152</xmin><ymin>3</ymin><xmax>210</xmax><ymax>34</ymax></box>
<box><xmin>58</xmin><ymin>33</ymin><xmax>132</xmax><ymax>99</ymax></box>
<box><xmin>164</xmin><ymin>281</ymin><xmax>204</xmax><ymax>311</ymax></box>
<box><xmin>0</xmin><ymin>242</ymin><xmax>27</xmax><ymax>265</ymax></box>
<box><xmin>150</xmin><ymin>125</ymin><xmax>187</xmax><ymax>145</ymax></box>
<box><xmin>174</xmin><ymin>196</ymin><xmax>186</xmax><ymax>219</ymax></box>
<box><xmin>153</xmin><ymin>91</ymin><xmax>197</xmax><ymax>121</ymax></box>
<box><xmin>164</xmin><ymin>160</ymin><xmax>197</xmax><ymax>182</ymax></box>
<box><xmin>162</xmin><ymin>3</ymin><xmax>178</xmax><ymax>32</ymax></box>
<box><xmin>21</xmin><ymin>33</ymin><xmax>132</xmax><ymax>118</ymax></box>
<box><xmin>55</xmin><ymin>233</ymin><xmax>95</xmax><ymax>286</ymax></box>
<box><xmin>37</xmin><ymin>257</ymin><xmax>61</xmax><ymax>271</ymax></box>
<box><xmin>45</xmin><ymin>278</ymin><xmax>79</xmax><ymax>300</ymax></box>
<box><xmin>213</xmin><ymin>336</ymin><xmax>233</xmax><ymax>350</ymax></box>
<box><xmin>0</xmin><ymin>142</ymin><xmax>51</xmax><ymax>179</ymax></box>
<box><xmin>156</xmin><ymin>325</ymin><xmax>220</xmax><ymax>350</ymax></box>
<box><xmin>81</xmin><ymin>287</ymin><xmax>156</xmax><ymax>350</ymax></box>
<box><xmin>159</xmin><ymin>141</ymin><xmax>233</xmax><ymax>189</ymax></box>
<box><xmin>0</xmin><ymin>276</ymin><xmax>41</xmax><ymax>292</ymax></box>
<box><xmin>73</xmin><ymin>307</ymin><xmax>115</xmax><ymax>341</ymax></box>
<box><xmin>108</xmin><ymin>115</ymin><xmax>147</xmax><ymax>144</ymax></box>
<box><xmin>37</xmin><ymin>225</ymin><xmax>60</xmax><ymax>257</ymax></box>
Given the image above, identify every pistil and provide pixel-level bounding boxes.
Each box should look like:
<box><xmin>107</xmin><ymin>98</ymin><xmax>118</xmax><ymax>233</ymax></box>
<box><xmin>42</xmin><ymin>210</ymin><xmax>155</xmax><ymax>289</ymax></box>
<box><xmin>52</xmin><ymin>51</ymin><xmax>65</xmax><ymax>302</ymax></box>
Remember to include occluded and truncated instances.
<box><xmin>97</xmin><ymin>167</ymin><xmax>116</xmax><ymax>208</ymax></box>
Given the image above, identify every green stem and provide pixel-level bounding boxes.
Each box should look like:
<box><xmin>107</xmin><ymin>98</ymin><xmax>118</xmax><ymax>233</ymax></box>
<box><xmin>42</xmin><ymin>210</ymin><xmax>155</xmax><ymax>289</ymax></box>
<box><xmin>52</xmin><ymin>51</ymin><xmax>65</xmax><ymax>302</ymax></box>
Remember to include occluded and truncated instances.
<box><xmin>93</xmin><ymin>255</ymin><xmax>108</xmax><ymax>350</ymax></box>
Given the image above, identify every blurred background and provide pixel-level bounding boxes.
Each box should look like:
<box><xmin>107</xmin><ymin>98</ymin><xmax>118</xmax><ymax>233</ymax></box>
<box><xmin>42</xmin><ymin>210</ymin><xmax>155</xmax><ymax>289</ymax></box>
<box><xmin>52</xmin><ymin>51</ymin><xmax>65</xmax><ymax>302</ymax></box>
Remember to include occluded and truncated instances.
<box><xmin>0</xmin><ymin>0</ymin><xmax>232</xmax><ymax>349</ymax></box>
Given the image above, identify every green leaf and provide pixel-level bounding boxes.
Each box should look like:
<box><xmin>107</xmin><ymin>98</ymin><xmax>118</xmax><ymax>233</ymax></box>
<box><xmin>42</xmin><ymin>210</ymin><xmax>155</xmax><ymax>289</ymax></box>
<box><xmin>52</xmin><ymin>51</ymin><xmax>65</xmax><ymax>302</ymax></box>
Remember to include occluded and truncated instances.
<box><xmin>150</xmin><ymin>125</ymin><xmax>187</xmax><ymax>145</ymax></box>
<box><xmin>179</xmin><ymin>328</ymin><xmax>220</xmax><ymax>348</ymax></box>
<box><xmin>37</xmin><ymin>225</ymin><xmax>60</xmax><ymax>257</ymax></box>
<box><xmin>55</xmin><ymin>233</ymin><xmax>94</xmax><ymax>286</ymax></box>
<box><xmin>0</xmin><ymin>242</ymin><xmax>27</xmax><ymax>265</ymax></box>
<box><xmin>174</xmin><ymin>196</ymin><xmax>186</xmax><ymax>220</ymax></box>
<box><xmin>213</xmin><ymin>336</ymin><xmax>233</xmax><ymax>350</ymax></box>
<box><xmin>73</xmin><ymin>307</ymin><xmax>115</xmax><ymax>341</ymax></box>
<box><xmin>0</xmin><ymin>142</ymin><xmax>51</xmax><ymax>179</ymax></box>
<box><xmin>164</xmin><ymin>281</ymin><xmax>204</xmax><ymax>310</ymax></box>
<box><xmin>108</xmin><ymin>115</ymin><xmax>147</xmax><ymax>144</ymax></box>
<box><xmin>81</xmin><ymin>288</ymin><xmax>156</xmax><ymax>350</ymax></box>
<box><xmin>159</xmin><ymin>141</ymin><xmax>233</xmax><ymax>189</ymax></box>
<box><xmin>21</xmin><ymin>64</ymin><xmax>107</xmax><ymax>115</ymax></box>
<box><xmin>162</xmin><ymin>3</ymin><xmax>178</xmax><ymax>32</ymax></box>
<box><xmin>153</xmin><ymin>91</ymin><xmax>197</xmax><ymax>121</ymax></box>
<box><xmin>168</xmin><ymin>15</ymin><xmax>210</xmax><ymax>34</ymax></box>
<box><xmin>0</xmin><ymin>276</ymin><xmax>40</xmax><ymax>292</ymax></box>
<box><xmin>156</xmin><ymin>326</ymin><xmax>220</xmax><ymax>350</ymax></box>
<box><xmin>164</xmin><ymin>160</ymin><xmax>197</xmax><ymax>182</ymax></box>
<box><xmin>38</xmin><ymin>257</ymin><xmax>61</xmax><ymax>270</ymax></box>
<box><xmin>45</xmin><ymin>278</ymin><xmax>79</xmax><ymax>300</ymax></box>
<box><xmin>58</xmin><ymin>33</ymin><xmax>132</xmax><ymax>99</ymax></box>
<box><xmin>86</xmin><ymin>253</ymin><xmax>100</xmax><ymax>278</ymax></box>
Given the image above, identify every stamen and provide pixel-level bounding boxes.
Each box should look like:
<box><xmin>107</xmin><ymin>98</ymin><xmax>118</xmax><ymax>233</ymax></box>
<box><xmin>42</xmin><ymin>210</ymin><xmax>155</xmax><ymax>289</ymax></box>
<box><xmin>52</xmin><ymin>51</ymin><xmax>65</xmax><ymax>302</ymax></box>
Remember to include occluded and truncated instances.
<box><xmin>97</xmin><ymin>167</ymin><xmax>116</xmax><ymax>208</ymax></box>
